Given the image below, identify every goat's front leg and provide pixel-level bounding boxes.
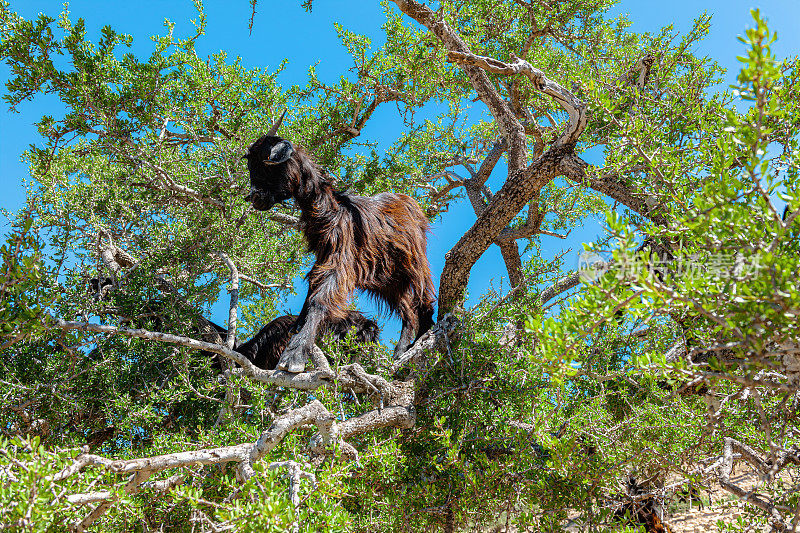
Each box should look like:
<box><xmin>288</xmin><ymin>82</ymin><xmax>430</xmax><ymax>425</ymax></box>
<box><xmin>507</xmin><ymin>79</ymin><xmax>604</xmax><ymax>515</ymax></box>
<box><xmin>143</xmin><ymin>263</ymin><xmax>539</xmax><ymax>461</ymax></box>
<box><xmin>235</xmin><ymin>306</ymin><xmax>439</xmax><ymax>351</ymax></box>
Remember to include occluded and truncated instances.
<box><xmin>278</xmin><ymin>271</ymin><xmax>339</xmax><ymax>373</ymax></box>
<box><xmin>277</xmin><ymin>301</ymin><xmax>325</xmax><ymax>373</ymax></box>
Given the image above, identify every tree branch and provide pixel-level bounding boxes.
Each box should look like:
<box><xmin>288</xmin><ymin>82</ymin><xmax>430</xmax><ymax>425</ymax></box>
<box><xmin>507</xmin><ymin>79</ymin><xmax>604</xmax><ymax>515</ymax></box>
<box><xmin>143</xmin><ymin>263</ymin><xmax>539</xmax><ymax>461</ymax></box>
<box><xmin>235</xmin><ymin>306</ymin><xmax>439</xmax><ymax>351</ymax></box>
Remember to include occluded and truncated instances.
<box><xmin>717</xmin><ymin>437</ymin><xmax>795</xmax><ymax>531</ymax></box>
<box><xmin>389</xmin><ymin>1</ymin><xmax>588</xmax><ymax>317</ymax></box>
<box><xmin>446</xmin><ymin>50</ymin><xmax>587</xmax><ymax>148</ymax></box>
<box><xmin>389</xmin><ymin>0</ymin><xmax>528</xmax><ymax>168</ymax></box>
<box><xmin>437</xmin><ymin>150</ymin><xmax>564</xmax><ymax>317</ymax></box>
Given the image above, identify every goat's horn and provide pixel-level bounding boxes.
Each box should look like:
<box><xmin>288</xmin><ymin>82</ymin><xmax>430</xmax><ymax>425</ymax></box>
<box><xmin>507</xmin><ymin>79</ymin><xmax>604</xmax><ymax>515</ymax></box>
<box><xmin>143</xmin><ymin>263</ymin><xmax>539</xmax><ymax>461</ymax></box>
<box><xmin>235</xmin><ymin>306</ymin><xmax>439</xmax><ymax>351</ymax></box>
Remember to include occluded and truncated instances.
<box><xmin>266</xmin><ymin>110</ymin><xmax>287</xmax><ymax>136</ymax></box>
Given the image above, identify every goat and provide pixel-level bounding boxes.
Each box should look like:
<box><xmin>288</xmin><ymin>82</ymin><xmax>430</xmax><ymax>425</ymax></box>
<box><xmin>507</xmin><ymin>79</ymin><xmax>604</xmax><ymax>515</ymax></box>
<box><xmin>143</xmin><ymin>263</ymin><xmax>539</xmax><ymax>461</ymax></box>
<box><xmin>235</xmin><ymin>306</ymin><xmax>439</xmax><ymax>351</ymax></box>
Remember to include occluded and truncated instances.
<box><xmin>243</xmin><ymin>113</ymin><xmax>436</xmax><ymax>372</ymax></box>
<box><xmin>235</xmin><ymin>310</ymin><xmax>379</xmax><ymax>370</ymax></box>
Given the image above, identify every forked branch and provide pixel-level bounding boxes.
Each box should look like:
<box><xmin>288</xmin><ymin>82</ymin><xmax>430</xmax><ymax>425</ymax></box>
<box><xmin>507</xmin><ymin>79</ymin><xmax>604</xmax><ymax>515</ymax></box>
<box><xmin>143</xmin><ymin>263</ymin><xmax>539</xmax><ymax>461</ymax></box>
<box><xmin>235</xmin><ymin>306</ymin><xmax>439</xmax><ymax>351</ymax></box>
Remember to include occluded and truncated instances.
<box><xmin>446</xmin><ymin>50</ymin><xmax>587</xmax><ymax>147</ymax></box>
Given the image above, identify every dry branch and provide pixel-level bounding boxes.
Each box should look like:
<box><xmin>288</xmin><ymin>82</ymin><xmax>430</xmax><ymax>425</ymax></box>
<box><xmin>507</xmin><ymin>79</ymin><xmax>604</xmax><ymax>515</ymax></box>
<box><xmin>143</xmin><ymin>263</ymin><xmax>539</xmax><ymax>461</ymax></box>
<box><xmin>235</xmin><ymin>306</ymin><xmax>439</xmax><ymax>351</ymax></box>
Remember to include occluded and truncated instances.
<box><xmin>53</xmin><ymin>319</ymin><xmax>333</xmax><ymax>390</ymax></box>
<box><xmin>55</xmin><ymin>382</ymin><xmax>425</xmax><ymax>529</ymax></box>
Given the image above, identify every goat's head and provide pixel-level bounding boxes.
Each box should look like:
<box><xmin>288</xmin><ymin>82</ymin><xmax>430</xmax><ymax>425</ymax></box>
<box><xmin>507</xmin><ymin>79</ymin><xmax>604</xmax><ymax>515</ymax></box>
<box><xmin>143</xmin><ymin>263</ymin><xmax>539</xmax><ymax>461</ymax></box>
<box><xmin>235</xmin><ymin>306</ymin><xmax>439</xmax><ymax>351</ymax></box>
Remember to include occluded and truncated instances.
<box><xmin>355</xmin><ymin>317</ymin><xmax>380</xmax><ymax>344</ymax></box>
<box><xmin>243</xmin><ymin>134</ymin><xmax>296</xmax><ymax>211</ymax></box>
<box><xmin>243</xmin><ymin>111</ymin><xmax>297</xmax><ymax>211</ymax></box>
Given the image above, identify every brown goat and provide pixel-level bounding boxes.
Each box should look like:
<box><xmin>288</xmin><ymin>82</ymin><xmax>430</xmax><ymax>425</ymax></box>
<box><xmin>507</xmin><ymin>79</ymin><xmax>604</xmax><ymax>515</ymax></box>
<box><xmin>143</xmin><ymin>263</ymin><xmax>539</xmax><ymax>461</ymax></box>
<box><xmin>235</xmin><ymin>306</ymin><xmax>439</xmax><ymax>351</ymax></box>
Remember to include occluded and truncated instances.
<box><xmin>244</xmin><ymin>125</ymin><xmax>436</xmax><ymax>372</ymax></box>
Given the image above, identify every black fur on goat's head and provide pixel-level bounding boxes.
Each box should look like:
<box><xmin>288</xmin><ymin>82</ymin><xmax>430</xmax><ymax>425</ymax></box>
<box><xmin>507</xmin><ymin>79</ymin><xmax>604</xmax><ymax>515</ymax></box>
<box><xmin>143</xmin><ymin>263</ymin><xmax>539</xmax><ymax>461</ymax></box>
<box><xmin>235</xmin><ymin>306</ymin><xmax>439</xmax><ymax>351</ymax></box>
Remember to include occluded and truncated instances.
<box><xmin>356</xmin><ymin>318</ymin><xmax>380</xmax><ymax>344</ymax></box>
<box><xmin>243</xmin><ymin>134</ymin><xmax>296</xmax><ymax>211</ymax></box>
<box><xmin>325</xmin><ymin>313</ymin><xmax>380</xmax><ymax>345</ymax></box>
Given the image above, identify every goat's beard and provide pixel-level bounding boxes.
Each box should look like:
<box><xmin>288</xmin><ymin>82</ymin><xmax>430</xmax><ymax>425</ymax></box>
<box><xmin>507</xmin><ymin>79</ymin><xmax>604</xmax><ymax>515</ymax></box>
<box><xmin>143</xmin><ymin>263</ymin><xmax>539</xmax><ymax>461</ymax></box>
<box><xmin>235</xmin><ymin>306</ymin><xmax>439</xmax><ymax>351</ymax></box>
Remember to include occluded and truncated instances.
<box><xmin>251</xmin><ymin>196</ymin><xmax>276</xmax><ymax>211</ymax></box>
<box><xmin>246</xmin><ymin>189</ymin><xmax>281</xmax><ymax>211</ymax></box>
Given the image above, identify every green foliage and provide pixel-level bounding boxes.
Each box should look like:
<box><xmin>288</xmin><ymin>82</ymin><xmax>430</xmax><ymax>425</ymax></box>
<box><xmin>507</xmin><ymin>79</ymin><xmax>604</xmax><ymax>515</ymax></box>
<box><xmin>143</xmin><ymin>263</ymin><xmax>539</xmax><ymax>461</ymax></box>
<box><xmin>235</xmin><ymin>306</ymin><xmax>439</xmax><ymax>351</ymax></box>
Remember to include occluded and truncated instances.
<box><xmin>0</xmin><ymin>436</ymin><xmax>89</xmax><ymax>530</ymax></box>
<box><xmin>0</xmin><ymin>212</ymin><xmax>46</xmax><ymax>346</ymax></box>
<box><xmin>1</xmin><ymin>1</ymin><xmax>798</xmax><ymax>531</ymax></box>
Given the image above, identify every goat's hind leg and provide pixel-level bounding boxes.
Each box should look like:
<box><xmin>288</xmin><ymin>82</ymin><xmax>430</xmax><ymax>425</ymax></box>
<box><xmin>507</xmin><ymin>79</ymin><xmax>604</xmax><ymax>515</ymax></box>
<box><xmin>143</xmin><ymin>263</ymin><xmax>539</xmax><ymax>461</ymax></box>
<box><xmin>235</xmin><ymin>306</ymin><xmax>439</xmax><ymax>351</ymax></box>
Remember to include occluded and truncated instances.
<box><xmin>394</xmin><ymin>300</ymin><xmax>434</xmax><ymax>358</ymax></box>
<box><xmin>394</xmin><ymin>311</ymin><xmax>419</xmax><ymax>359</ymax></box>
<box><xmin>415</xmin><ymin>303</ymin><xmax>434</xmax><ymax>341</ymax></box>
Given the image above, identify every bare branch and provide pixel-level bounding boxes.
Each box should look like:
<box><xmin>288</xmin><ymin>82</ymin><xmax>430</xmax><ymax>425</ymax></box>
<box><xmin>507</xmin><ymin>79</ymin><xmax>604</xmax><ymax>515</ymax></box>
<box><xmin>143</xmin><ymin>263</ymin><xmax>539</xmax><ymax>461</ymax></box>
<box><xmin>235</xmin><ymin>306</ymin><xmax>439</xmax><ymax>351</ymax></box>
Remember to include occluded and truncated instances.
<box><xmin>52</xmin><ymin>319</ymin><xmax>333</xmax><ymax>390</ymax></box>
<box><xmin>51</xmin><ymin>448</ymin><xmax>113</xmax><ymax>482</ymax></box>
<box><xmin>446</xmin><ymin>50</ymin><xmax>587</xmax><ymax>148</ymax></box>
<box><xmin>242</xmin><ymin>399</ymin><xmax>333</xmax><ymax>480</ymax></box>
<box><xmin>535</xmin><ymin>262</ymin><xmax>610</xmax><ymax>307</ymax></box>
<box><xmin>73</xmin><ymin>470</ymin><xmax>151</xmax><ymax>532</ymax></box>
<box><xmin>717</xmin><ymin>437</ymin><xmax>795</xmax><ymax>531</ymax></box>
<box><xmin>391</xmin><ymin>313</ymin><xmax>459</xmax><ymax>378</ymax></box>
<box><xmin>215</xmin><ymin>252</ymin><xmax>240</xmax><ymax>426</ymax></box>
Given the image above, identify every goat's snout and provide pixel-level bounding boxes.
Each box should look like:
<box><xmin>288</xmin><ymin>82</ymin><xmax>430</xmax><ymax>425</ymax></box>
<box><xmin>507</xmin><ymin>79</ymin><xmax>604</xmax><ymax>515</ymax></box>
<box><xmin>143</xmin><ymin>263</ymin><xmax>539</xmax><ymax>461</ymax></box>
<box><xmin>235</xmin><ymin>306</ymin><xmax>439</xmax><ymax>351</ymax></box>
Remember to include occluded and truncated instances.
<box><xmin>245</xmin><ymin>187</ymin><xmax>276</xmax><ymax>211</ymax></box>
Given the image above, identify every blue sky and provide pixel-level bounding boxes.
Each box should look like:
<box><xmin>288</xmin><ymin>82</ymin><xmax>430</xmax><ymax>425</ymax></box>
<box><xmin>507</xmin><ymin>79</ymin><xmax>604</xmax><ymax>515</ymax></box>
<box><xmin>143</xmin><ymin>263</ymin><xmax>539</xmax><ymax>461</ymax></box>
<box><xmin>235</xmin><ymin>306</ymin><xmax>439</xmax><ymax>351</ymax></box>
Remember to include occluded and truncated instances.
<box><xmin>1</xmin><ymin>0</ymin><xmax>798</xmax><ymax>331</ymax></box>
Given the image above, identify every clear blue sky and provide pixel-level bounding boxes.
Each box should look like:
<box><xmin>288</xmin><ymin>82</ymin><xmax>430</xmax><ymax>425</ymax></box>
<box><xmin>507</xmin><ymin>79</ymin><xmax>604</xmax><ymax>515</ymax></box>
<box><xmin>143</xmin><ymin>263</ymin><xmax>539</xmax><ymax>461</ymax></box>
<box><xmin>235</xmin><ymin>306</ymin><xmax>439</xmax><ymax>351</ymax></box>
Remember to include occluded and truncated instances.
<box><xmin>1</xmin><ymin>0</ymin><xmax>798</xmax><ymax>331</ymax></box>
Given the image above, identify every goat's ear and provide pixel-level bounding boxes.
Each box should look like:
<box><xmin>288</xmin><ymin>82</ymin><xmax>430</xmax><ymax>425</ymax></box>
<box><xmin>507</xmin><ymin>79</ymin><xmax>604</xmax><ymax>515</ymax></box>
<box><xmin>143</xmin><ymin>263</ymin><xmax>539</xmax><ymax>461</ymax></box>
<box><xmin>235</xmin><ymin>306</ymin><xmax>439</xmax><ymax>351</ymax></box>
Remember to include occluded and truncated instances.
<box><xmin>264</xmin><ymin>140</ymin><xmax>294</xmax><ymax>165</ymax></box>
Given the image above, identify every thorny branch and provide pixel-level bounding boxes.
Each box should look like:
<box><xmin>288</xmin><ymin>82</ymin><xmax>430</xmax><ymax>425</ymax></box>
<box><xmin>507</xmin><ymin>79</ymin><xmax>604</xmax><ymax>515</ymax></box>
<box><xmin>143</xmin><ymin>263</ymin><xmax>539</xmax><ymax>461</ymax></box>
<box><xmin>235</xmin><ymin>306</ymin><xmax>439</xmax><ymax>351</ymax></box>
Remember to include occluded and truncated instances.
<box><xmin>717</xmin><ymin>437</ymin><xmax>800</xmax><ymax>532</ymax></box>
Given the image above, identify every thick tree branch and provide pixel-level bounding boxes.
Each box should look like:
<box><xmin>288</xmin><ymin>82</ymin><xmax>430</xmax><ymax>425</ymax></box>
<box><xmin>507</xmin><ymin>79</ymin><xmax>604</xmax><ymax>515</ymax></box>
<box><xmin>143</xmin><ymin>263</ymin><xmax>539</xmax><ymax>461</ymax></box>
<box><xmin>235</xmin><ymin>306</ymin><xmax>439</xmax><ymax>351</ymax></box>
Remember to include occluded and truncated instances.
<box><xmin>56</xmin><ymin>386</ymin><xmax>422</xmax><ymax>529</ymax></box>
<box><xmin>267</xmin><ymin>212</ymin><xmax>300</xmax><ymax>226</ymax></box>
<box><xmin>216</xmin><ymin>253</ymin><xmax>239</xmax><ymax>349</ymax></box>
<box><xmin>240</xmin><ymin>399</ymin><xmax>333</xmax><ymax>480</ymax></box>
<box><xmin>53</xmin><ymin>317</ymin><xmax>453</xmax><ymax>398</ymax></box>
<box><xmin>717</xmin><ymin>437</ymin><xmax>796</xmax><ymax>531</ymax></box>
<box><xmin>215</xmin><ymin>252</ymin><xmax>240</xmax><ymax>426</ymax></box>
<box><xmin>437</xmin><ymin>150</ymin><xmax>564</xmax><ymax>317</ymax></box>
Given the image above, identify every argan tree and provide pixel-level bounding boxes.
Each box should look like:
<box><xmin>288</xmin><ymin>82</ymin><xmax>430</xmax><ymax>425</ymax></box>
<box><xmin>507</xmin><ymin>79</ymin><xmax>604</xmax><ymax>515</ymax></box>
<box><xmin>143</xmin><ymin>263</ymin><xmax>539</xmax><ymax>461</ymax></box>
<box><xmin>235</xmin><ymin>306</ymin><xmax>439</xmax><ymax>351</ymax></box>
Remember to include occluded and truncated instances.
<box><xmin>1</xmin><ymin>1</ymin><xmax>798</xmax><ymax>531</ymax></box>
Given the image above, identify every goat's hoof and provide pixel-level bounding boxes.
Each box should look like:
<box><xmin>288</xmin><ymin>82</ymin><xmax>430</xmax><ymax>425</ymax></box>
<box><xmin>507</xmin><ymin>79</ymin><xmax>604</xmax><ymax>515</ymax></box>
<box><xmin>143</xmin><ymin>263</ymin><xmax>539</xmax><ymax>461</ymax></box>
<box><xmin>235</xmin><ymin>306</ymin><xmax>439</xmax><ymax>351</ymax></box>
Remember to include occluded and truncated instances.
<box><xmin>277</xmin><ymin>345</ymin><xmax>307</xmax><ymax>373</ymax></box>
<box><xmin>276</xmin><ymin>360</ymin><xmax>307</xmax><ymax>373</ymax></box>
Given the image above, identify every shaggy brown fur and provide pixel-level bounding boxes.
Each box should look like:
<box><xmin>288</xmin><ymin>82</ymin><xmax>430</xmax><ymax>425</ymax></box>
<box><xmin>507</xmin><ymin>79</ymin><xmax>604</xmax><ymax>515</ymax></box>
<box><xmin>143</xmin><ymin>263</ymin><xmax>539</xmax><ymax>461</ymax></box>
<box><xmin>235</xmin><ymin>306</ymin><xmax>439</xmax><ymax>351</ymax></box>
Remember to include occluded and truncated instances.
<box><xmin>245</xmin><ymin>135</ymin><xmax>436</xmax><ymax>372</ymax></box>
